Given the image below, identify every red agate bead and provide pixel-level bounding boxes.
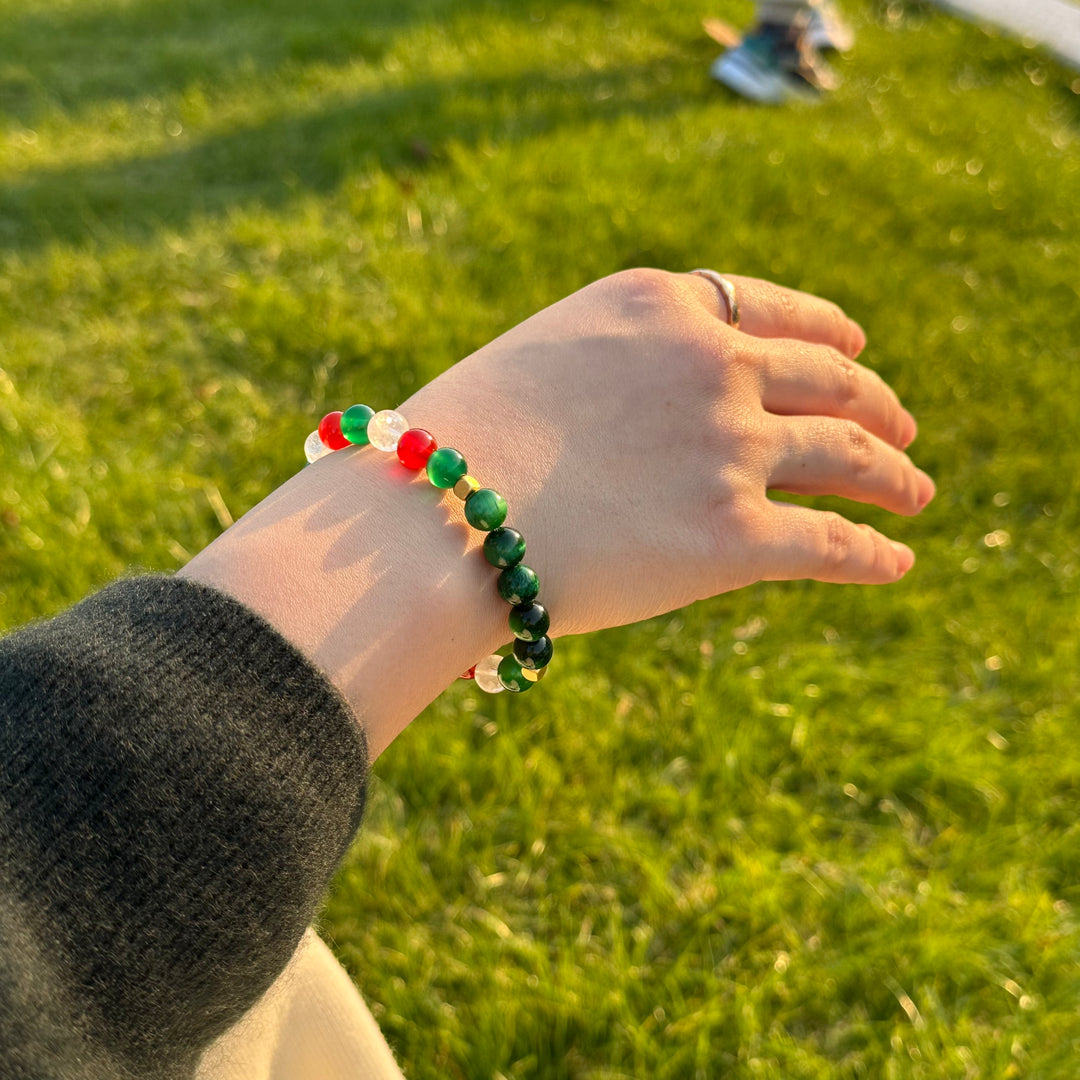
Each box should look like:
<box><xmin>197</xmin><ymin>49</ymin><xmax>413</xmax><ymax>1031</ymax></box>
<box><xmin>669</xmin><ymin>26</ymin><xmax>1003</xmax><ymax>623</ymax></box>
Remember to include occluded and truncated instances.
<box><xmin>460</xmin><ymin>665</ymin><xmax>477</xmax><ymax>680</ymax></box>
<box><xmin>397</xmin><ymin>428</ymin><xmax>438</xmax><ymax>469</ymax></box>
<box><xmin>318</xmin><ymin>411</ymin><xmax>350</xmax><ymax>450</ymax></box>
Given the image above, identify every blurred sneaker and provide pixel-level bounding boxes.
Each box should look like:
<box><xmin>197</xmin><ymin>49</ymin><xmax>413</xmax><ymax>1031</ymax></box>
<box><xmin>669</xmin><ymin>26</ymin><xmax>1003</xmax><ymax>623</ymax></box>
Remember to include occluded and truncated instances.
<box><xmin>711</xmin><ymin>33</ymin><xmax>794</xmax><ymax>104</ymax></box>
<box><xmin>712</xmin><ymin>21</ymin><xmax>835</xmax><ymax>103</ymax></box>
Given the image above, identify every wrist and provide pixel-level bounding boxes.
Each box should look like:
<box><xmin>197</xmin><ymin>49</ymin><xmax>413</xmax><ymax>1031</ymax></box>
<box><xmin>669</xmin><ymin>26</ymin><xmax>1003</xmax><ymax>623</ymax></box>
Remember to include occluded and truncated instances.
<box><xmin>180</xmin><ymin>446</ymin><xmax>508</xmax><ymax>759</ymax></box>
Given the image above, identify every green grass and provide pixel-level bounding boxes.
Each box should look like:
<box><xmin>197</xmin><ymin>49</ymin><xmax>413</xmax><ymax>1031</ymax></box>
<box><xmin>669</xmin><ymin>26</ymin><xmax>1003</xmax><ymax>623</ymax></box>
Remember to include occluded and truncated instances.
<box><xmin>3</xmin><ymin>0</ymin><xmax>1080</xmax><ymax>1076</ymax></box>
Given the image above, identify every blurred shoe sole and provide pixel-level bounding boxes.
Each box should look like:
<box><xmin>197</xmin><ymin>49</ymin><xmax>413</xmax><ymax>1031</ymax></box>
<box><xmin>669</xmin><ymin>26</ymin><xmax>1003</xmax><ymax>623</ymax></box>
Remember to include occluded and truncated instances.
<box><xmin>710</xmin><ymin>45</ymin><xmax>819</xmax><ymax>103</ymax></box>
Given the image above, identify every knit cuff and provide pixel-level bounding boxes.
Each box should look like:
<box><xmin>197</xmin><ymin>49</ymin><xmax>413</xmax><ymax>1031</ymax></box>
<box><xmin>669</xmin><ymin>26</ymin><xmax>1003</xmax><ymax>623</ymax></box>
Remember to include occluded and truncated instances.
<box><xmin>0</xmin><ymin>575</ymin><xmax>369</xmax><ymax>1073</ymax></box>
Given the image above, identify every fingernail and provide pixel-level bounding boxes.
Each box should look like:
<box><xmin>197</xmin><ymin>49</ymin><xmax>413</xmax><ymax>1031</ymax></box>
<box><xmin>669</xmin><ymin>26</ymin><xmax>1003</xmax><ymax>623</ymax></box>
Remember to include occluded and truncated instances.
<box><xmin>891</xmin><ymin>541</ymin><xmax>915</xmax><ymax>576</ymax></box>
<box><xmin>916</xmin><ymin>469</ymin><xmax>936</xmax><ymax>509</ymax></box>
<box><xmin>848</xmin><ymin>319</ymin><xmax>867</xmax><ymax>357</ymax></box>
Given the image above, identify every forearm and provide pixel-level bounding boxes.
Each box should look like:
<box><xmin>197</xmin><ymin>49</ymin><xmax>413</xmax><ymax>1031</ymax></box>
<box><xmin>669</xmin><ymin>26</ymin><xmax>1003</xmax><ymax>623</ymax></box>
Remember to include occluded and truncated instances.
<box><xmin>179</xmin><ymin>434</ymin><xmax>511</xmax><ymax>760</ymax></box>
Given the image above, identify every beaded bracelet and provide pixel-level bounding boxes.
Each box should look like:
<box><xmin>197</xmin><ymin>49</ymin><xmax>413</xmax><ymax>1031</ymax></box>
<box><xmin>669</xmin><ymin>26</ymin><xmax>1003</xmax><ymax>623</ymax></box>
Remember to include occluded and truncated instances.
<box><xmin>304</xmin><ymin>405</ymin><xmax>552</xmax><ymax>694</ymax></box>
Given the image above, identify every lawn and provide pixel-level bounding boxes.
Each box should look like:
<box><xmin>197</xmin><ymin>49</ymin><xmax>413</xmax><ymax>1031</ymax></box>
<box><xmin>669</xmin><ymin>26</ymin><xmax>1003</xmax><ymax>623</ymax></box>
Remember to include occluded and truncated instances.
<box><xmin>2</xmin><ymin>0</ymin><xmax>1079</xmax><ymax>1076</ymax></box>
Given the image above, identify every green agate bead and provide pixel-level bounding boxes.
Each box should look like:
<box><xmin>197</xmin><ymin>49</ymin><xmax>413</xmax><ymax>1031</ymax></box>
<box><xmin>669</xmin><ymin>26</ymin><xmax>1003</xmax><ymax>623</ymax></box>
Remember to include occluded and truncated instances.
<box><xmin>497</xmin><ymin>655</ymin><xmax>533</xmax><ymax>693</ymax></box>
<box><xmin>427</xmin><ymin>447</ymin><xmax>468</xmax><ymax>489</ymax></box>
<box><xmin>483</xmin><ymin>527</ymin><xmax>525</xmax><ymax>569</ymax></box>
<box><xmin>464</xmin><ymin>488</ymin><xmax>508</xmax><ymax>531</ymax></box>
<box><xmin>497</xmin><ymin>564</ymin><xmax>538</xmax><ymax>605</ymax></box>
<box><xmin>340</xmin><ymin>404</ymin><xmax>375</xmax><ymax>445</ymax></box>
<box><xmin>513</xmin><ymin>635</ymin><xmax>553</xmax><ymax>671</ymax></box>
<box><xmin>509</xmin><ymin>602</ymin><xmax>549</xmax><ymax>641</ymax></box>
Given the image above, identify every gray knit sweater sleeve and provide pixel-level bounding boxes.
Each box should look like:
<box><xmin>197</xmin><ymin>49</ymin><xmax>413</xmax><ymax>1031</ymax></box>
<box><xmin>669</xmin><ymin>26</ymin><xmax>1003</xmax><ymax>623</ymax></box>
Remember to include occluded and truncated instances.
<box><xmin>0</xmin><ymin>575</ymin><xmax>370</xmax><ymax>1080</ymax></box>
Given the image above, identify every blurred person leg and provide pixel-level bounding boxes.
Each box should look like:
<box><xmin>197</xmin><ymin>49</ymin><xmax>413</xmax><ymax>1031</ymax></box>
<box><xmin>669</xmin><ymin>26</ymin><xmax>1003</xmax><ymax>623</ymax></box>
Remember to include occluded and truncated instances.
<box><xmin>196</xmin><ymin>928</ymin><xmax>405</xmax><ymax>1080</ymax></box>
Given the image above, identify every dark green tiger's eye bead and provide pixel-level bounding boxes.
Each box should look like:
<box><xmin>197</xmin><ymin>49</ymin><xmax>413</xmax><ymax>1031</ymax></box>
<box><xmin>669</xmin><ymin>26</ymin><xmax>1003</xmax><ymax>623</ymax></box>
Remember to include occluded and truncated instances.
<box><xmin>513</xmin><ymin>635</ymin><xmax>553</xmax><ymax>671</ymax></box>
<box><xmin>426</xmin><ymin>447</ymin><xmax>468</xmax><ymax>489</ymax></box>
<box><xmin>497</xmin><ymin>655</ymin><xmax>533</xmax><ymax>693</ymax></box>
<box><xmin>509</xmin><ymin>602</ymin><xmax>549</xmax><ymax>641</ymax></box>
<box><xmin>483</xmin><ymin>527</ymin><xmax>526</xmax><ymax>569</ymax></box>
<box><xmin>497</xmin><ymin>564</ymin><xmax>538</xmax><ymax>605</ymax></box>
<box><xmin>464</xmin><ymin>488</ymin><xmax>508</xmax><ymax>531</ymax></box>
<box><xmin>340</xmin><ymin>404</ymin><xmax>375</xmax><ymax>445</ymax></box>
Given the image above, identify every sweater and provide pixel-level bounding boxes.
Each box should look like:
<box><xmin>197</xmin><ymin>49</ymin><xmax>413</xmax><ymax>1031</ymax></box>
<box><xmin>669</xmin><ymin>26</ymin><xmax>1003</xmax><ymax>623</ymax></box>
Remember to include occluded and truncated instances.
<box><xmin>0</xmin><ymin>576</ymin><xmax>370</xmax><ymax>1079</ymax></box>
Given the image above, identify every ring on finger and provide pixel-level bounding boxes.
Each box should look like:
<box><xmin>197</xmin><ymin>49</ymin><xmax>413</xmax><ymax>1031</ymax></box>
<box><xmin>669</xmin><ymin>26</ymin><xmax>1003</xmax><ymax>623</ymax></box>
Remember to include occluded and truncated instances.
<box><xmin>690</xmin><ymin>269</ymin><xmax>740</xmax><ymax>330</ymax></box>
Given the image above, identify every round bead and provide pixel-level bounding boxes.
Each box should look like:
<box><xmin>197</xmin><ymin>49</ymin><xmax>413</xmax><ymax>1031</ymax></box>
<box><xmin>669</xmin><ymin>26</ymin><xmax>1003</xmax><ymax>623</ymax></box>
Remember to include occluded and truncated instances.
<box><xmin>453</xmin><ymin>474</ymin><xmax>480</xmax><ymax>500</ymax></box>
<box><xmin>318</xmin><ymin>411</ymin><xmax>350</xmax><ymax>450</ymax></box>
<box><xmin>427</xmin><ymin>447</ymin><xmax>468</xmax><ymax>489</ymax></box>
<box><xmin>464</xmin><ymin>488</ymin><xmax>508</xmax><ymax>531</ymax></box>
<box><xmin>341</xmin><ymin>404</ymin><xmax>375</xmax><ymax>445</ymax></box>
<box><xmin>474</xmin><ymin>654</ymin><xmax>505</xmax><ymax>694</ymax></box>
<box><xmin>368</xmin><ymin>409</ymin><xmax>409</xmax><ymax>452</ymax></box>
<box><xmin>483</xmin><ymin>527</ymin><xmax>526</xmax><ymax>569</ymax></box>
<box><xmin>497</xmin><ymin>564</ymin><xmax>539</xmax><ymax>605</ymax></box>
<box><xmin>509</xmin><ymin>602</ymin><xmax>549</xmax><ymax>641</ymax></box>
<box><xmin>514</xmin><ymin>635</ymin><xmax>553</xmax><ymax>671</ymax></box>
<box><xmin>397</xmin><ymin>428</ymin><xmax>438</xmax><ymax>469</ymax></box>
<box><xmin>497</xmin><ymin>655</ymin><xmax>534</xmax><ymax>693</ymax></box>
<box><xmin>459</xmin><ymin>665</ymin><xmax>476</xmax><ymax>680</ymax></box>
<box><xmin>521</xmin><ymin>665</ymin><xmax>547</xmax><ymax>683</ymax></box>
<box><xmin>304</xmin><ymin>429</ymin><xmax>333</xmax><ymax>464</ymax></box>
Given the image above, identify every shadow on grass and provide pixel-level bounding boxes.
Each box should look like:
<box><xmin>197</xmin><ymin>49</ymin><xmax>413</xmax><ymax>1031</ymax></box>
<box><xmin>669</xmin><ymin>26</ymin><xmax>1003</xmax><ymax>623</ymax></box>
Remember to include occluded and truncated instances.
<box><xmin>0</xmin><ymin>0</ymin><xmax>525</xmax><ymax>122</ymax></box>
<box><xmin>0</xmin><ymin>58</ymin><xmax>693</xmax><ymax>254</ymax></box>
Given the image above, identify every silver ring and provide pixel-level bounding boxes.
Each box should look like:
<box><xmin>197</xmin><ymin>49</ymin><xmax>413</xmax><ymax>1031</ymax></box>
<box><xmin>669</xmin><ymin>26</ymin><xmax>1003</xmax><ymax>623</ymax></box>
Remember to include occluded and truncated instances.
<box><xmin>690</xmin><ymin>269</ymin><xmax>740</xmax><ymax>330</ymax></box>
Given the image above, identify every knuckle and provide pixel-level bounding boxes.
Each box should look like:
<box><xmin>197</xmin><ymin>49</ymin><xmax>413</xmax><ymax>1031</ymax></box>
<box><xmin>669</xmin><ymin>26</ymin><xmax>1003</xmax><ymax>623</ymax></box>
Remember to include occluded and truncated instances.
<box><xmin>722</xmin><ymin>333</ymin><xmax>760</xmax><ymax>378</ymax></box>
<box><xmin>607</xmin><ymin>267</ymin><xmax>680</xmax><ymax>309</ymax></box>
<box><xmin>821</xmin><ymin>511</ymin><xmax>852</xmax><ymax>570</ymax></box>
<box><xmin>706</xmin><ymin>487</ymin><xmax>768</xmax><ymax>583</ymax></box>
<box><xmin>723</xmin><ymin>404</ymin><xmax>769</xmax><ymax>456</ymax></box>
<box><xmin>841</xmin><ymin>420</ymin><xmax>874</xmax><ymax>475</ymax></box>
<box><xmin>860</xmin><ymin>523</ymin><xmax>888</xmax><ymax>577</ymax></box>
<box><xmin>831</xmin><ymin>351</ymin><xmax>860</xmax><ymax>409</ymax></box>
<box><xmin>704</xmin><ymin>480</ymin><xmax>743</xmax><ymax>547</ymax></box>
<box><xmin>773</xmin><ymin>288</ymin><xmax>799</xmax><ymax>334</ymax></box>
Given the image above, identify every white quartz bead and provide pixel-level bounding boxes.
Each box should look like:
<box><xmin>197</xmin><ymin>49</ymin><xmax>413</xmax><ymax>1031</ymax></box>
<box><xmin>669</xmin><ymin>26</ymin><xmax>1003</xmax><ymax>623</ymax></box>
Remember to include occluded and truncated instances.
<box><xmin>367</xmin><ymin>409</ymin><xmax>409</xmax><ymax>452</ymax></box>
<box><xmin>304</xmin><ymin>429</ymin><xmax>333</xmax><ymax>463</ymax></box>
<box><xmin>473</xmin><ymin>654</ymin><xmax>505</xmax><ymax>694</ymax></box>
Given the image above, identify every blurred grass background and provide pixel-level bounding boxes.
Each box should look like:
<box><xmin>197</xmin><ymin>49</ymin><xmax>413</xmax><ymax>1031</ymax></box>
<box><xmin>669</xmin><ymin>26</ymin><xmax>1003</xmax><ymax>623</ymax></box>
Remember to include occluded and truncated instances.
<box><xmin>2</xmin><ymin>0</ymin><xmax>1079</xmax><ymax>1076</ymax></box>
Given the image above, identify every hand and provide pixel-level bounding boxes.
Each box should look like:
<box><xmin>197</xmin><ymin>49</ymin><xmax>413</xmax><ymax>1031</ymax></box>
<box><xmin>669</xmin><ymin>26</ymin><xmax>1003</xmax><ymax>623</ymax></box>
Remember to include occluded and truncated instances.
<box><xmin>403</xmin><ymin>269</ymin><xmax>934</xmax><ymax>638</ymax></box>
<box><xmin>183</xmin><ymin>268</ymin><xmax>934</xmax><ymax>755</ymax></box>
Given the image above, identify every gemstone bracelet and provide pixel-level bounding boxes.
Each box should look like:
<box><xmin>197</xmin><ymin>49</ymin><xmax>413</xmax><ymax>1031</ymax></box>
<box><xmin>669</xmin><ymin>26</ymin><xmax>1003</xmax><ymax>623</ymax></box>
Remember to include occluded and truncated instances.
<box><xmin>305</xmin><ymin>406</ymin><xmax>552</xmax><ymax>694</ymax></box>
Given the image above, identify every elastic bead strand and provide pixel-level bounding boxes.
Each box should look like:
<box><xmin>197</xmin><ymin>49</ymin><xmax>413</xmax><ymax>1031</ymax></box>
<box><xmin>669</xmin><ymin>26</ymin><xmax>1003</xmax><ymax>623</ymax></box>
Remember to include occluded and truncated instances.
<box><xmin>305</xmin><ymin>401</ymin><xmax>553</xmax><ymax>695</ymax></box>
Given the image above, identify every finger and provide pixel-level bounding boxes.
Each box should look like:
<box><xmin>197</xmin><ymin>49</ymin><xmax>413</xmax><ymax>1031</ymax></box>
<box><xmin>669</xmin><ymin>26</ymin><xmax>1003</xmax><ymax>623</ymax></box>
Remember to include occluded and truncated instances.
<box><xmin>755</xmin><ymin>337</ymin><xmax>918</xmax><ymax>450</ymax></box>
<box><xmin>767</xmin><ymin>415</ymin><xmax>935</xmax><ymax>516</ymax></box>
<box><xmin>759</xmin><ymin>502</ymin><xmax>915</xmax><ymax>584</ymax></box>
<box><xmin>690</xmin><ymin>273</ymin><xmax>866</xmax><ymax>358</ymax></box>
